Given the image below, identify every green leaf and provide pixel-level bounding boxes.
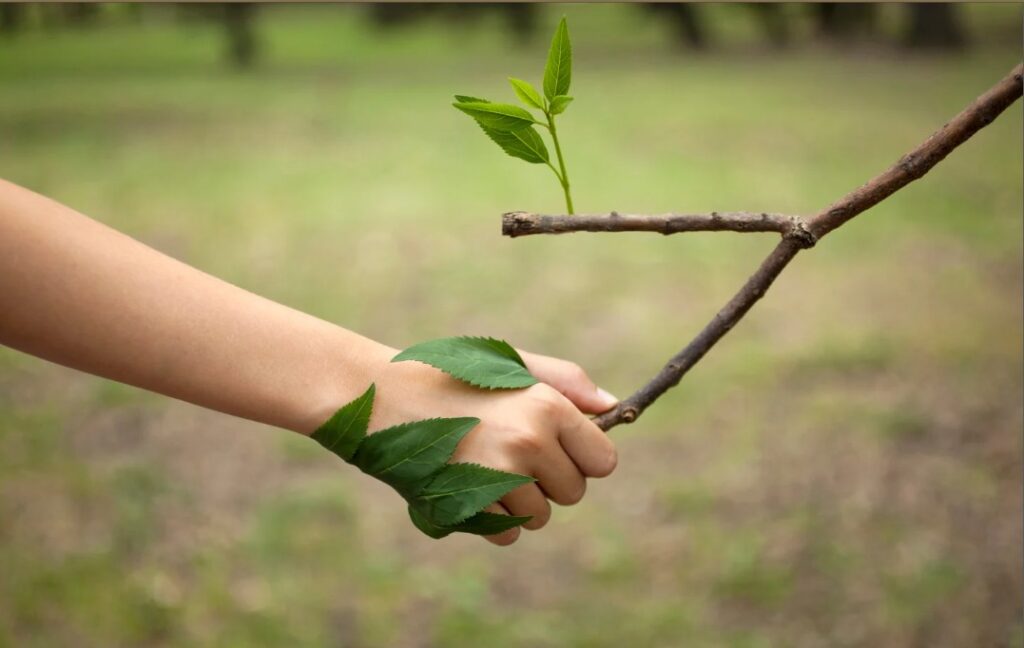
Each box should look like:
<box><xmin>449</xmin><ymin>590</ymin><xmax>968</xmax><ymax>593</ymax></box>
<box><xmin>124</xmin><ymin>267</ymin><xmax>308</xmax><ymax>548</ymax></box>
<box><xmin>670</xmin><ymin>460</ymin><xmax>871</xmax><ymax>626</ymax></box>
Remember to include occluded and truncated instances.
<box><xmin>450</xmin><ymin>511</ymin><xmax>533</xmax><ymax>536</ymax></box>
<box><xmin>405</xmin><ymin>507</ymin><xmax>528</xmax><ymax>536</ymax></box>
<box><xmin>392</xmin><ymin>336</ymin><xmax>539</xmax><ymax>390</ymax></box>
<box><xmin>454</xmin><ymin>94</ymin><xmax>489</xmax><ymax>103</ymax></box>
<box><xmin>548</xmin><ymin>95</ymin><xmax>573</xmax><ymax>115</ymax></box>
<box><xmin>309</xmin><ymin>379</ymin><xmax>535</xmax><ymax>540</ymax></box>
<box><xmin>408</xmin><ymin>503</ymin><xmax>454</xmax><ymax>539</ymax></box>
<box><xmin>310</xmin><ymin>384</ymin><xmax>374</xmax><ymax>462</ymax></box>
<box><xmin>408</xmin><ymin>506</ymin><xmax>531</xmax><ymax>539</ymax></box>
<box><xmin>453</xmin><ymin>101</ymin><xmax>536</xmax><ymax>132</ymax></box>
<box><xmin>478</xmin><ymin>124</ymin><xmax>549</xmax><ymax>164</ymax></box>
<box><xmin>413</xmin><ymin>463</ymin><xmax>534</xmax><ymax>526</ymax></box>
<box><xmin>543</xmin><ymin>17</ymin><xmax>572</xmax><ymax>100</ymax></box>
<box><xmin>353</xmin><ymin>417</ymin><xmax>479</xmax><ymax>496</ymax></box>
<box><xmin>508</xmin><ymin>77</ymin><xmax>544</xmax><ymax>111</ymax></box>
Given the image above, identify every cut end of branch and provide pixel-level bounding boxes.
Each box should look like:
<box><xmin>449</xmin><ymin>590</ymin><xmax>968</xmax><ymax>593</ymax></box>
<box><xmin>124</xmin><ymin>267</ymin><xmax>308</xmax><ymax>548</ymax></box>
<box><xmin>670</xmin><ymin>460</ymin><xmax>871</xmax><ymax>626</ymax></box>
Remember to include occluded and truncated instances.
<box><xmin>502</xmin><ymin>211</ymin><xmax>537</xmax><ymax>237</ymax></box>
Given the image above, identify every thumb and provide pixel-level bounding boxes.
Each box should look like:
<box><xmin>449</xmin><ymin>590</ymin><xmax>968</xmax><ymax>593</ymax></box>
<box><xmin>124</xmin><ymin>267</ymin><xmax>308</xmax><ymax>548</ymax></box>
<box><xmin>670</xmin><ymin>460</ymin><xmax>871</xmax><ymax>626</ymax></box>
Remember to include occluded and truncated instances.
<box><xmin>566</xmin><ymin>381</ymin><xmax>619</xmax><ymax>415</ymax></box>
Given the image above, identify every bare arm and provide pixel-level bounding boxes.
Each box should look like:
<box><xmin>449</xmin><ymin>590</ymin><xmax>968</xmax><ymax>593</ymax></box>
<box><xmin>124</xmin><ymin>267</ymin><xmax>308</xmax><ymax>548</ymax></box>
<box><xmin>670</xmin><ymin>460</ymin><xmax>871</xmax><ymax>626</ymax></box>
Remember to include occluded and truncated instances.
<box><xmin>0</xmin><ymin>177</ymin><xmax>388</xmax><ymax>433</ymax></box>
<box><xmin>0</xmin><ymin>178</ymin><xmax>618</xmax><ymax>544</ymax></box>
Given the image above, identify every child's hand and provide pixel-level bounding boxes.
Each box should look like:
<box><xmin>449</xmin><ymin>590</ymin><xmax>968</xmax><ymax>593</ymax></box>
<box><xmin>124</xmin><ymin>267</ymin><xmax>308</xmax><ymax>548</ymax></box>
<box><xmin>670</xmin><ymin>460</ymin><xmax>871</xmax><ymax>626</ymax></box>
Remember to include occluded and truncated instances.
<box><xmin>371</xmin><ymin>348</ymin><xmax>619</xmax><ymax>546</ymax></box>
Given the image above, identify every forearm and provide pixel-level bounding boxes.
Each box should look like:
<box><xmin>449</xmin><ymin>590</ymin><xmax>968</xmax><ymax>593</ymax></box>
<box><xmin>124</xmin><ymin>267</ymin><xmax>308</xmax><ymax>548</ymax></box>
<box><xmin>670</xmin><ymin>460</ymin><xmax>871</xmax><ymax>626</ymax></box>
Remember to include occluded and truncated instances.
<box><xmin>0</xmin><ymin>178</ymin><xmax>391</xmax><ymax>434</ymax></box>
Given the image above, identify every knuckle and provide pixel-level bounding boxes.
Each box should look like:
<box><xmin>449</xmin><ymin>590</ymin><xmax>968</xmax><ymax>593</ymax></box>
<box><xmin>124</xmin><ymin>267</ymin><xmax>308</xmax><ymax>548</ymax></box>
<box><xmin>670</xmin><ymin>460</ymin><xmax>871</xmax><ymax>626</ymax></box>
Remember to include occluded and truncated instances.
<box><xmin>524</xmin><ymin>512</ymin><xmax>549</xmax><ymax>530</ymax></box>
<box><xmin>508</xmin><ymin>428</ymin><xmax>545</xmax><ymax>457</ymax></box>
<box><xmin>565</xmin><ymin>362</ymin><xmax>589</xmax><ymax>383</ymax></box>
<box><xmin>556</xmin><ymin>479</ymin><xmax>587</xmax><ymax>506</ymax></box>
<box><xmin>528</xmin><ymin>384</ymin><xmax>564</xmax><ymax>415</ymax></box>
<box><xmin>486</xmin><ymin>529</ymin><xmax>519</xmax><ymax>546</ymax></box>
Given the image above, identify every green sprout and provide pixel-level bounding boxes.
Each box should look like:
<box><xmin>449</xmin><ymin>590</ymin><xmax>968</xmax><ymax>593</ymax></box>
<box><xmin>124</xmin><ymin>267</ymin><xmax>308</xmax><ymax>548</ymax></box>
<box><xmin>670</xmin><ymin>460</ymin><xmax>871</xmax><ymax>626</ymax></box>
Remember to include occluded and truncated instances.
<box><xmin>453</xmin><ymin>16</ymin><xmax>576</xmax><ymax>214</ymax></box>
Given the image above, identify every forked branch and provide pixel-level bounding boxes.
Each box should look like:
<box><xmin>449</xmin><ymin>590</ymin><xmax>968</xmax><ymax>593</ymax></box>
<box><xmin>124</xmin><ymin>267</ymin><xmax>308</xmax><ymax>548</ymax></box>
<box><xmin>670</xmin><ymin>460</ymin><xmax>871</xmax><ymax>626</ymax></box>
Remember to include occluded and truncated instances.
<box><xmin>502</xmin><ymin>63</ymin><xmax>1023</xmax><ymax>431</ymax></box>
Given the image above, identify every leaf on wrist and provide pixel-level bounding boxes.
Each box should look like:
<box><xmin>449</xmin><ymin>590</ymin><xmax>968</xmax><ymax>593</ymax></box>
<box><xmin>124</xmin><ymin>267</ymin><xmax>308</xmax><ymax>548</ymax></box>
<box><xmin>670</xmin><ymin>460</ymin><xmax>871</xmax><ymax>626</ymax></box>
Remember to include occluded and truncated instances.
<box><xmin>310</xmin><ymin>383</ymin><xmax>374</xmax><ymax>462</ymax></box>
<box><xmin>392</xmin><ymin>336</ymin><xmax>539</xmax><ymax>389</ymax></box>
<box><xmin>543</xmin><ymin>17</ymin><xmax>572</xmax><ymax>101</ymax></box>
<box><xmin>412</xmin><ymin>462</ymin><xmax>534</xmax><ymax>526</ymax></box>
<box><xmin>353</xmin><ymin>417</ymin><xmax>479</xmax><ymax>497</ymax></box>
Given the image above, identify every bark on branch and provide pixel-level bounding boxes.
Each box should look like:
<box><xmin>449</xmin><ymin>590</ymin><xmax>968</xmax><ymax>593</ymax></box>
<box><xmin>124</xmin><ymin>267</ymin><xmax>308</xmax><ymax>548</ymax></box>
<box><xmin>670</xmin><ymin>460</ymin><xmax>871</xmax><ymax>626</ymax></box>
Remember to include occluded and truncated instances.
<box><xmin>501</xmin><ymin>63</ymin><xmax>1023</xmax><ymax>431</ymax></box>
<box><xmin>502</xmin><ymin>211</ymin><xmax>813</xmax><ymax>242</ymax></box>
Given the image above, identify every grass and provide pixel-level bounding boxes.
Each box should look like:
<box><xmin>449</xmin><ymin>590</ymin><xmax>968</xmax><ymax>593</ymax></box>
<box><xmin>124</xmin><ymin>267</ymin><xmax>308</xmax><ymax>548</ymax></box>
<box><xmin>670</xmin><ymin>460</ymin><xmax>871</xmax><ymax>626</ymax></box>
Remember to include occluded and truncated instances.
<box><xmin>0</xmin><ymin>4</ymin><xmax>1021</xmax><ymax>647</ymax></box>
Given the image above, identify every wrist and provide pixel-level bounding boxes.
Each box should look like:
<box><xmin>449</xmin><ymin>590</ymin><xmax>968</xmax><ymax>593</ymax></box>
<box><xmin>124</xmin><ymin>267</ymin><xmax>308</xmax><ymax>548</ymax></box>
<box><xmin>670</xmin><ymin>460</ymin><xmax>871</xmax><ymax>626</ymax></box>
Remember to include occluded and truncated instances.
<box><xmin>367</xmin><ymin>348</ymin><xmax>464</xmax><ymax>431</ymax></box>
<box><xmin>287</xmin><ymin>327</ymin><xmax>396</xmax><ymax>435</ymax></box>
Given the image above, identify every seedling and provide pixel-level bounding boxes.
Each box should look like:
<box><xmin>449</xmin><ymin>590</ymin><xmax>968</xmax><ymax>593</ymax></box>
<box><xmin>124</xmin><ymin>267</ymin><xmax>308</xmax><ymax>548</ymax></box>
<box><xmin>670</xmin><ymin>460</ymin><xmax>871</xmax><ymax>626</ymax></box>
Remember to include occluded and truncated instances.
<box><xmin>453</xmin><ymin>17</ymin><xmax>576</xmax><ymax>213</ymax></box>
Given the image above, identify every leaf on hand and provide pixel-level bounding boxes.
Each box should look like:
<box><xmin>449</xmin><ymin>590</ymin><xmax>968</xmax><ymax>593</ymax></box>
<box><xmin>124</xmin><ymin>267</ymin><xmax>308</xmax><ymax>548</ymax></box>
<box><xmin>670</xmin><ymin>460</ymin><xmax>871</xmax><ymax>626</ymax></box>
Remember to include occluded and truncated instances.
<box><xmin>412</xmin><ymin>462</ymin><xmax>534</xmax><ymax>526</ymax></box>
<box><xmin>548</xmin><ymin>95</ymin><xmax>573</xmax><ymax>115</ymax></box>
<box><xmin>408</xmin><ymin>505</ymin><xmax>531</xmax><ymax>539</ymax></box>
<box><xmin>407</xmin><ymin>503</ymin><xmax>454</xmax><ymax>539</ymax></box>
<box><xmin>450</xmin><ymin>511</ymin><xmax>533</xmax><ymax>536</ymax></box>
<box><xmin>392</xmin><ymin>336</ymin><xmax>539</xmax><ymax>390</ymax></box>
<box><xmin>543</xmin><ymin>17</ymin><xmax>572</xmax><ymax>101</ymax></box>
<box><xmin>310</xmin><ymin>383</ymin><xmax>375</xmax><ymax>462</ymax></box>
<box><xmin>479</xmin><ymin>124</ymin><xmax>549</xmax><ymax>164</ymax></box>
<box><xmin>353</xmin><ymin>417</ymin><xmax>479</xmax><ymax>496</ymax></box>
<box><xmin>453</xmin><ymin>101</ymin><xmax>536</xmax><ymax>132</ymax></box>
<box><xmin>508</xmin><ymin>77</ymin><xmax>545</xmax><ymax>111</ymax></box>
<box><xmin>310</xmin><ymin>377</ymin><xmax>536</xmax><ymax>540</ymax></box>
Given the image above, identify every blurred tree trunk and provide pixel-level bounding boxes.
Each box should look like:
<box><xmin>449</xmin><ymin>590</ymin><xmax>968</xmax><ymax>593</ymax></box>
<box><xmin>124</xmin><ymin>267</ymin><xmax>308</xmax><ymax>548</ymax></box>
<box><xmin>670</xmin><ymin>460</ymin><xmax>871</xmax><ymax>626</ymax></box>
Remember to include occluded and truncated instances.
<box><xmin>497</xmin><ymin>3</ymin><xmax>537</xmax><ymax>43</ymax></box>
<box><xmin>62</xmin><ymin>3</ymin><xmax>100</xmax><ymax>28</ymax></box>
<box><xmin>644</xmin><ymin>3</ymin><xmax>708</xmax><ymax>50</ymax></box>
<box><xmin>224</xmin><ymin>3</ymin><xmax>258</xmax><ymax>69</ymax></box>
<box><xmin>0</xmin><ymin>3</ymin><xmax>24</xmax><ymax>36</ymax></box>
<box><xmin>903</xmin><ymin>3</ymin><xmax>966</xmax><ymax>50</ymax></box>
<box><xmin>367</xmin><ymin>4</ymin><xmax>536</xmax><ymax>43</ymax></box>
<box><xmin>367</xmin><ymin>4</ymin><xmax>425</xmax><ymax>28</ymax></box>
<box><xmin>749</xmin><ymin>4</ymin><xmax>790</xmax><ymax>49</ymax></box>
<box><xmin>815</xmin><ymin>3</ymin><xmax>877</xmax><ymax>42</ymax></box>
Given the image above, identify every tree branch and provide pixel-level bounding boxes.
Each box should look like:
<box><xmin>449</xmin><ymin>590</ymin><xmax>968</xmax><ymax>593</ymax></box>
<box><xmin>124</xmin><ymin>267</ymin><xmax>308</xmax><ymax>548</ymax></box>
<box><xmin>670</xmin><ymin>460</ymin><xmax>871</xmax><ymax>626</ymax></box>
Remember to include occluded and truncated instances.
<box><xmin>502</xmin><ymin>63</ymin><xmax>1023</xmax><ymax>431</ymax></box>
<box><xmin>502</xmin><ymin>210</ymin><xmax>812</xmax><ymax>242</ymax></box>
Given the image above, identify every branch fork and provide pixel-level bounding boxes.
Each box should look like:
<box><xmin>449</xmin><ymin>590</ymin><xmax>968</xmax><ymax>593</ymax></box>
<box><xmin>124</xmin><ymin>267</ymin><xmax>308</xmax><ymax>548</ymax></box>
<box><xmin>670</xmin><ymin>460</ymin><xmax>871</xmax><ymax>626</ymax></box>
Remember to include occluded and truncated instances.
<box><xmin>501</xmin><ymin>64</ymin><xmax>1023</xmax><ymax>431</ymax></box>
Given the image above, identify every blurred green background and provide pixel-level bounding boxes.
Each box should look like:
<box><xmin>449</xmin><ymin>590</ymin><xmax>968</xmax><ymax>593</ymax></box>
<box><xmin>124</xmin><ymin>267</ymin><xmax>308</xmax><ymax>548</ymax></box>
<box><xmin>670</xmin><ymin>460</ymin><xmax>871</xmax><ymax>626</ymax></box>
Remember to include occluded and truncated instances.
<box><xmin>1</xmin><ymin>3</ymin><xmax>1021</xmax><ymax>647</ymax></box>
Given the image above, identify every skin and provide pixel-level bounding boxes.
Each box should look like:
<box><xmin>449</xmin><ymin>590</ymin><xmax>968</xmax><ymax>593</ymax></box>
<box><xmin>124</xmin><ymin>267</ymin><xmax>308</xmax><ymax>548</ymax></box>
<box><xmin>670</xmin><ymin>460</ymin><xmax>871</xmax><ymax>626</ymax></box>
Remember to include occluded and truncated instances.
<box><xmin>0</xmin><ymin>178</ymin><xmax>618</xmax><ymax>546</ymax></box>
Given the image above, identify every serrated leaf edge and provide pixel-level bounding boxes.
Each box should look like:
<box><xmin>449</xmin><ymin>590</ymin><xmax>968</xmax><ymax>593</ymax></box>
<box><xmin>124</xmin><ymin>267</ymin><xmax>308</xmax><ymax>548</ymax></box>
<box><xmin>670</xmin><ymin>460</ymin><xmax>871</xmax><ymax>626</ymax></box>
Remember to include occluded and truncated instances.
<box><xmin>414</xmin><ymin>462</ymin><xmax>535</xmax><ymax>525</ymax></box>
<box><xmin>310</xmin><ymin>383</ymin><xmax>375</xmax><ymax>461</ymax></box>
<box><xmin>478</xmin><ymin>123</ymin><xmax>549</xmax><ymax>165</ymax></box>
<box><xmin>451</xmin><ymin>511</ymin><xmax>533</xmax><ymax>535</ymax></box>
<box><xmin>391</xmin><ymin>336</ymin><xmax>538</xmax><ymax>390</ymax></box>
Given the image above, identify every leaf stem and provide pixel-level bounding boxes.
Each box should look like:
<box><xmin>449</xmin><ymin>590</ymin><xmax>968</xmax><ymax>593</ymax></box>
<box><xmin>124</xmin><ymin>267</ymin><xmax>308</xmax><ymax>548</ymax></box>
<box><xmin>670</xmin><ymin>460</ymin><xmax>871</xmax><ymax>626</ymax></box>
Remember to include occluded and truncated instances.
<box><xmin>546</xmin><ymin>112</ymin><xmax>574</xmax><ymax>214</ymax></box>
<box><xmin>545</xmin><ymin>160</ymin><xmax>563</xmax><ymax>185</ymax></box>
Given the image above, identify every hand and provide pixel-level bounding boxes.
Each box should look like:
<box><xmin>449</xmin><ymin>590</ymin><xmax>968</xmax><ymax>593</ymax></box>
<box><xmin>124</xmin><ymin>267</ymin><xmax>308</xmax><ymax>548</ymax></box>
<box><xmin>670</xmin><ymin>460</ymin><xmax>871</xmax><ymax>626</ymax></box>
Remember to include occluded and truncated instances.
<box><xmin>370</xmin><ymin>348</ymin><xmax>619</xmax><ymax>546</ymax></box>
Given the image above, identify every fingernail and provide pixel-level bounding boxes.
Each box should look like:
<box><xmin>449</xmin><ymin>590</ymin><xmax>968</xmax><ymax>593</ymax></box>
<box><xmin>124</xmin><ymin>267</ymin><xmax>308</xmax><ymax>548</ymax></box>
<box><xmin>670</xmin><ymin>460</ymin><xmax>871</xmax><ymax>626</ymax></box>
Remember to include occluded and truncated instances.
<box><xmin>596</xmin><ymin>387</ymin><xmax>619</xmax><ymax>407</ymax></box>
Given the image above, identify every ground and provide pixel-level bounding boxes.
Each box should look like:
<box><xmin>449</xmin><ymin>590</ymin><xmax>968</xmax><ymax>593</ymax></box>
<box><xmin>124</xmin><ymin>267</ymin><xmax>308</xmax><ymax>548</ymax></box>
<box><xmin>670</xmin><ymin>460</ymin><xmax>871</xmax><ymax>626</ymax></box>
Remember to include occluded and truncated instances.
<box><xmin>0</xmin><ymin>4</ymin><xmax>1021</xmax><ymax>647</ymax></box>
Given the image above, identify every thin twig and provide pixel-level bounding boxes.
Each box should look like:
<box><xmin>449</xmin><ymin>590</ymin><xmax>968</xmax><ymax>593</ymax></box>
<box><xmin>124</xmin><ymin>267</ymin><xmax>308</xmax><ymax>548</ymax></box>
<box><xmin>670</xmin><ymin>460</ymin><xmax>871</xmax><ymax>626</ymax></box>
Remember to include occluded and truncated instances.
<box><xmin>502</xmin><ymin>210</ymin><xmax>814</xmax><ymax>244</ymax></box>
<box><xmin>502</xmin><ymin>63</ymin><xmax>1023</xmax><ymax>431</ymax></box>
